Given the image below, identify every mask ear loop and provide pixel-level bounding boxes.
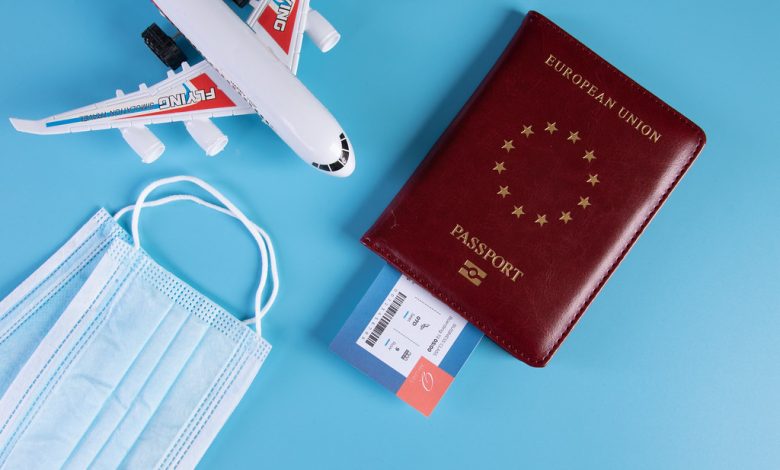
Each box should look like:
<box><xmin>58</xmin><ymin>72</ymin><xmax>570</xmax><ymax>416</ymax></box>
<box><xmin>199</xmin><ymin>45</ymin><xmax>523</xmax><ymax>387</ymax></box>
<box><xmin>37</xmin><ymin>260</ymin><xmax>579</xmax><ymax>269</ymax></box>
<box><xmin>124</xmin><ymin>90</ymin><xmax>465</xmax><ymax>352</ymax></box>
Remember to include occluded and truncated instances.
<box><xmin>114</xmin><ymin>194</ymin><xmax>279</xmax><ymax>324</ymax></box>
<box><xmin>114</xmin><ymin>176</ymin><xmax>278</xmax><ymax>335</ymax></box>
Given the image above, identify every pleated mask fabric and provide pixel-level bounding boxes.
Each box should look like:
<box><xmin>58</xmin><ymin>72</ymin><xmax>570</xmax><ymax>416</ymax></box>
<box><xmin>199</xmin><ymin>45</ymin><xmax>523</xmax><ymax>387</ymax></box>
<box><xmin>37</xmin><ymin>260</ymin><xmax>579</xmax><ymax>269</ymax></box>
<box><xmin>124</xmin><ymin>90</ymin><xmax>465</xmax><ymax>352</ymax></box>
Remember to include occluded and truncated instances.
<box><xmin>0</xmin><ymin>209</ymin><xmax>130</xmax><ymax>397</ymax></box>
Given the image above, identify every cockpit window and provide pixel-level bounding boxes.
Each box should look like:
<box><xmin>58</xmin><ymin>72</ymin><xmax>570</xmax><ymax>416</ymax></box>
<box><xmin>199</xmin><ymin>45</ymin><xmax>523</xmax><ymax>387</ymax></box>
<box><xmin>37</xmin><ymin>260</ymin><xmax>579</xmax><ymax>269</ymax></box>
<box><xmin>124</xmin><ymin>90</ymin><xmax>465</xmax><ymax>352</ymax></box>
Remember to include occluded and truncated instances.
<box><xmin>313</xmin><ymin>133</ymin><xmax>350</xmax><ymax>172</ymax></box>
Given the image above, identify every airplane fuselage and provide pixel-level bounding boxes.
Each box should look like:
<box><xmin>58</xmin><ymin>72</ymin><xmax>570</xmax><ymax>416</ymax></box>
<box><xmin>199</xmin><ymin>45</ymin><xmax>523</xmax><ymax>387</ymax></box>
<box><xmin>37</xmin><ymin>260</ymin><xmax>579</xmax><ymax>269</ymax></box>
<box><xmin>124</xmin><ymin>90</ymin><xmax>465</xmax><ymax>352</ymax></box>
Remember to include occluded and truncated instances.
<box><xmin>154</xmin><ymin>0</ymin><xmax>354</xmax><ymax>176</ymax></box>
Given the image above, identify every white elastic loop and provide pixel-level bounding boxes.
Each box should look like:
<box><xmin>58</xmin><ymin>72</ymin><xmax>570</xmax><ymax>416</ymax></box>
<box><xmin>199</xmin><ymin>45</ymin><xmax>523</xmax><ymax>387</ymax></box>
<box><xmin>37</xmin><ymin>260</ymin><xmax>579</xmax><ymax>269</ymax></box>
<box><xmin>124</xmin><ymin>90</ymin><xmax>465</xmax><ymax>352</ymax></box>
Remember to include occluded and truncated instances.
<box><xmin>113</xmin><ymin>176</ymin><xmax>278</xmax><ymax>332</ymax></box>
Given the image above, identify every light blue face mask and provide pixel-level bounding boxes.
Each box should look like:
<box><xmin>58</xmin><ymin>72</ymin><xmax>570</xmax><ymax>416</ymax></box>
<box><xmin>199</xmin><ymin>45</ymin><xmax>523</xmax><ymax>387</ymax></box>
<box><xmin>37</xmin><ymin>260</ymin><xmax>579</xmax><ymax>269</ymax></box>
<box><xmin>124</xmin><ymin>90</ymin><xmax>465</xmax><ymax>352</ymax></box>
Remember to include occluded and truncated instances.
<box><xmin>0</xmin><ymin>176</ymin><xmax>279</xmax><ymax>469</ymax></box>
<box><xmin>0</xmin><ymin>209</ymin><xmax>130</xmax><ymax>396</ymax></box>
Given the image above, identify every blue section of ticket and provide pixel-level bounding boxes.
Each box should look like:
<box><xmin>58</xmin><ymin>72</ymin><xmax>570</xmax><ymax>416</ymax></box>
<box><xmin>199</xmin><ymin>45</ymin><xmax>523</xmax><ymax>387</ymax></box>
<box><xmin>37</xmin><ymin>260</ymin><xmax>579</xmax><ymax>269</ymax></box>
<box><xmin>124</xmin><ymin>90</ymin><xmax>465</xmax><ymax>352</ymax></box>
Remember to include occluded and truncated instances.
<box><xmin>330</xmin><ymin>264</ymin><xmax>483</xmax><ymax>415</ymax></box>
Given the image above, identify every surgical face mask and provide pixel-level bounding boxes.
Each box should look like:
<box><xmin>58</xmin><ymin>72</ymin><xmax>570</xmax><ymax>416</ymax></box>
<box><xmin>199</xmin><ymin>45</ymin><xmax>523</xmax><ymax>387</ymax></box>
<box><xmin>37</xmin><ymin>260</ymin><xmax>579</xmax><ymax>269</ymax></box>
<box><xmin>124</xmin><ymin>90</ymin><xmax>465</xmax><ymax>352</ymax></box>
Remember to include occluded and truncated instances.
<box><xmin>0</xmin><ymin>210</ymin><xmax>130</xmax><ymax>397</ymax></box>
<box><xmin>0</xmin><ymin>176</ymin><xmax>279</xmax><ymax>469</ymax></box>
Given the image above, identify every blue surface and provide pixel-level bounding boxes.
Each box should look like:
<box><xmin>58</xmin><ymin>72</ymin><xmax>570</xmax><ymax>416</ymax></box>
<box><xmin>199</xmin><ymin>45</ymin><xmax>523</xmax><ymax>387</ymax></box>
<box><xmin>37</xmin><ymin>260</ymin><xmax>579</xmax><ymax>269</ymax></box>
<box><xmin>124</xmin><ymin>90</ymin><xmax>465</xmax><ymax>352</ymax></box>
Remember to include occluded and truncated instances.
<box><xmin>0</xmin><ymin>1</ymin><xmax>778</xmax><ymax>468</ymax></box>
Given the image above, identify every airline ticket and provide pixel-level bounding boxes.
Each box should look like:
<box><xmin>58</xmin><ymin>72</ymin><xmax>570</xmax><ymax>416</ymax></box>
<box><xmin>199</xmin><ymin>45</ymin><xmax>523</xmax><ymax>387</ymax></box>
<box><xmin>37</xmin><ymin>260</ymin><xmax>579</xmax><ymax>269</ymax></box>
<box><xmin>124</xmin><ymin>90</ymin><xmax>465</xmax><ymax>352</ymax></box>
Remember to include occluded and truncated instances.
<box><xmin>331</xmin><ymin>264</ymin><xmax>482</xmax><ymax>416</ymax></box>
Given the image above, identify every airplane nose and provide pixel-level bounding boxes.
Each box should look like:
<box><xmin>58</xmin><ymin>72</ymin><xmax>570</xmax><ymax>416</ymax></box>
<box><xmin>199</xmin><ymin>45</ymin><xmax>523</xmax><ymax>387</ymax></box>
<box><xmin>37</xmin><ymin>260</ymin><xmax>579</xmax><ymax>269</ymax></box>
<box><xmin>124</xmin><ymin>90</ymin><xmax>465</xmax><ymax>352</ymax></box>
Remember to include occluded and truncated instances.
<box><xmin>311</xmin><ymin>132</ymin><xmax>355</xmax><ymax>177</ymax></box>
<box><xmin>337</xmin><ymin>134</ymin><xmax>356</xmax><ymax>177</ymax></box>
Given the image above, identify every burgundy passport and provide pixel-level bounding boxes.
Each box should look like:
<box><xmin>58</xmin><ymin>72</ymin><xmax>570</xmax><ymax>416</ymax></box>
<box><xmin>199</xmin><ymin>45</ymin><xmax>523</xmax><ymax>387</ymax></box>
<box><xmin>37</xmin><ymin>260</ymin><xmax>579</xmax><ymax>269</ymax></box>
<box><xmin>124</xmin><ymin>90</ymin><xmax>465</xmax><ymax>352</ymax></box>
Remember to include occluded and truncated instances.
<box><xmin>362</xmin><ymin>11</ymin><xmax>706</xmax><ymax>367</ymax></box>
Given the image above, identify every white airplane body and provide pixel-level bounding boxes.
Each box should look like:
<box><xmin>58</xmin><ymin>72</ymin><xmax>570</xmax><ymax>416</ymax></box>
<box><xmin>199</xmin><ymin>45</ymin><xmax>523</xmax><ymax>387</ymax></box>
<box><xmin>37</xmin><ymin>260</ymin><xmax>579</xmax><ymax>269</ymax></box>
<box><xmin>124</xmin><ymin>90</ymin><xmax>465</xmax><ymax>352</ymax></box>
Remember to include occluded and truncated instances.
<box><xmin>10</xmin><ymin>0</ymin><xmax>355</xmax><ymax>177</ymax></box>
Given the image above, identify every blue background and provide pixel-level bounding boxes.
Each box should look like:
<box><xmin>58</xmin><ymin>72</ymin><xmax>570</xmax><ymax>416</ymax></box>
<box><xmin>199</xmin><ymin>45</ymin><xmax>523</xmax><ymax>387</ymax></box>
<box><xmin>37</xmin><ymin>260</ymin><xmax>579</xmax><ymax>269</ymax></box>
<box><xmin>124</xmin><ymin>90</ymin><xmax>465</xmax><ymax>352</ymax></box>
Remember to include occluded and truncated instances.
<box><xmin>0</xmin><ymin>0</ymin><xmax>777</xmax><ymax>468</ymax></box>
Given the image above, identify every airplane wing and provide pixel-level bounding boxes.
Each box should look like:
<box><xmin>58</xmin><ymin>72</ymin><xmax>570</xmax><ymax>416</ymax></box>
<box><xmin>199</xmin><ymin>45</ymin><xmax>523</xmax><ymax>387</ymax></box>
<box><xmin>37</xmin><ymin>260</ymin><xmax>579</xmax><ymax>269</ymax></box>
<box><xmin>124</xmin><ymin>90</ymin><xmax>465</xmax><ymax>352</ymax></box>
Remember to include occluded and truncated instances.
<box><xmin>10</xmin><ymin>61</ymin><xmax>254</xmax><ymax>136</ymax></box>
<box><xmin>246</xmin><ymin>0</ymin><xmax>341</xmax><ymax>75</ymax></box>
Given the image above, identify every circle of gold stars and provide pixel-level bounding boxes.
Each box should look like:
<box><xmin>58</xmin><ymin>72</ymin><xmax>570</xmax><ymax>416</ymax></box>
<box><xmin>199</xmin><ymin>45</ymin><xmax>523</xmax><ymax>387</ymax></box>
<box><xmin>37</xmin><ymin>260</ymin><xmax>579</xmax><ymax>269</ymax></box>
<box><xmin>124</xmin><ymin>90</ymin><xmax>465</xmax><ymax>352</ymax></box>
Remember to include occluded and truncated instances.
<box><xmin>492</xmin><ymin>120</ymin><xmax>601</xmax><ymax>228</ymax></box>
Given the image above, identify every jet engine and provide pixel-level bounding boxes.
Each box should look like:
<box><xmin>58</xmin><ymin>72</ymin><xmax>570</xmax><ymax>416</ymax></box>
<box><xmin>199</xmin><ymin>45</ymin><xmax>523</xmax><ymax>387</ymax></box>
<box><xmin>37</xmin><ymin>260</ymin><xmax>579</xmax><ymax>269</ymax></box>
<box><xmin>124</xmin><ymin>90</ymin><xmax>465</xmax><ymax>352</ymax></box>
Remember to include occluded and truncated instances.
<box><xmin>119</xmin><ymin>126</ymin><xmax>166</xmax><ymax>164</ymax></box>
<box><xmin>305</xmin><ymin>9</ymin><xmax>341</xmax><ymax>53</ymax></box>
<box><xmin>184</xmin><ymin>118</ymin><xmax>229</xmax><ymax>157</ymax></box>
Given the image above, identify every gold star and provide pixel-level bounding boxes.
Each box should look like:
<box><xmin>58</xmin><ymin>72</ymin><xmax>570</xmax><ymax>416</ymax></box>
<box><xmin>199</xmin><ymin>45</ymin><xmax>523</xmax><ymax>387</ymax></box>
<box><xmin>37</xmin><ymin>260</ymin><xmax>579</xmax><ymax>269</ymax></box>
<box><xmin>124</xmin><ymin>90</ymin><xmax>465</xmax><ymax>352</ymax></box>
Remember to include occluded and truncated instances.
<box><xmin>567</xmin><ymin>131</ymin><xmax>581</xmax><ymax>144</ymax></box>
<box><xmin>493</xmin><ymin>161</ymin><xmax>506</xmax><ymax>174</ymax></box>
<box><xmin>511</xmin><ymin>205</ymin><xmax>525</xmax><ymax>218</ymax></box>
<box><xmin>583</xmin><ymin>150</ymin><xmax>596</xmax><ymax>162</ymax></box>
<box><xmin>587</xmin><ymin>174</ymin><xmax>600</xmax><ymax>187</ymax></box>
<box><xmin>501</xmin><ymin>140</ymin><xmax>515</xmax><ymax>152</ymax></box>
<box><xmin>497</xmin><ymin>186</ymin><xmax>511</xmax><ymax>198</ymax></box>
<box><xmin>578</xmin><ymin>196</ymin><xmax>591</xmax><ymax>209</ymax></box>
<box><xmin>535</xmin><ymin>214</ymin><xmax>548</xmax><ymax>227</ymax></box>
<box><xmin>545</xmin><ymin>122</ymin><xmax>558</xmax><ymax>134</ymax></box>
<box><xmin>521</xmin><ymin>125</ymin><xmax>534</xmax><ymax>138</ymax></box>
<box><xmin>559</xmin><ymin>211</ymin><xmax>573</xmax><ymax>224</ymax></box>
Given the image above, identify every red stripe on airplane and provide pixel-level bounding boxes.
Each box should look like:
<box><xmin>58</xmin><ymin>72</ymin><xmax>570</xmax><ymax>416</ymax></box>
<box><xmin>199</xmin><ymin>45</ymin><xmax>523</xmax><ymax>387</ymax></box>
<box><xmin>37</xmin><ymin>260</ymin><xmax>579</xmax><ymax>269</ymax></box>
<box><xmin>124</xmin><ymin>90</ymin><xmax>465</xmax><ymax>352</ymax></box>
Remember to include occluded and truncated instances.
<box><xmin>258</xmin><ymin>0</ymin><xmax>300</xmax><ymax>54</ymax></box>
<box><xmin>127</xmin><ymin>73</ymin><xmax>236</xmax><ymax>120</ymax></box>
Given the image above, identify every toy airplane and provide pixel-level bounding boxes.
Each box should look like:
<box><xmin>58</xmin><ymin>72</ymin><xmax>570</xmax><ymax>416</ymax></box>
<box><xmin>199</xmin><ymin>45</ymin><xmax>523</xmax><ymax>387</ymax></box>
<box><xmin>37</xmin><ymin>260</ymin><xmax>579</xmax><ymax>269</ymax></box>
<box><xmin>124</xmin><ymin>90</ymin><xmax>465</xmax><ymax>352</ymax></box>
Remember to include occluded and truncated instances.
<box><xmin>9</xmin><ymin>0</ymin><xmax>355</xmax><ymax>177</ymax></box>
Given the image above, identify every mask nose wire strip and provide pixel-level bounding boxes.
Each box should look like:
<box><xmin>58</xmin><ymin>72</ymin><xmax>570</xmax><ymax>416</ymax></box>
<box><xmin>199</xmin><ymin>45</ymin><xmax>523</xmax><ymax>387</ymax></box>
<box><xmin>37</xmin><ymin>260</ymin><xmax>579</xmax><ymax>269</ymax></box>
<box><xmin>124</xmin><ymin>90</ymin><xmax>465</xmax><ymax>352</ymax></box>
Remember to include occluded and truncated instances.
<box><xmin>112</xmin><ymin>176</ymin><xmax>278</xmax><ymax>335</ymax></box>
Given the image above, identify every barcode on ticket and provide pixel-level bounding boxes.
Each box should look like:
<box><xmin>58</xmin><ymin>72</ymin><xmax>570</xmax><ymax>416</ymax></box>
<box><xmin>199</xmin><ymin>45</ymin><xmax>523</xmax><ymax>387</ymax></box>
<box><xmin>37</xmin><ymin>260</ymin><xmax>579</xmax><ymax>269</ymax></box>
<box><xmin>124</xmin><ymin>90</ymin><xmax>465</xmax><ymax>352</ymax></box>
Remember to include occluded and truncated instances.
<box><xmin>365</xmin><ymin>291</ymin><xmax>407</xmax><ymax>347</ymax></box>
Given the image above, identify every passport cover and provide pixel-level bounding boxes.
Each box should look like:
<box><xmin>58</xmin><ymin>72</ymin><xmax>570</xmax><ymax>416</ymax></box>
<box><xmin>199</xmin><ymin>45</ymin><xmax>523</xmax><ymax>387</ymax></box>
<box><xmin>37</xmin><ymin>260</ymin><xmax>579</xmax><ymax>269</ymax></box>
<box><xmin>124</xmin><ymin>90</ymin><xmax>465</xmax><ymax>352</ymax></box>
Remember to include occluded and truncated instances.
<box><xmin>361</xmin><ymin>11</ymin><xmax>706</xmax><ymax>367</ymax></box>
